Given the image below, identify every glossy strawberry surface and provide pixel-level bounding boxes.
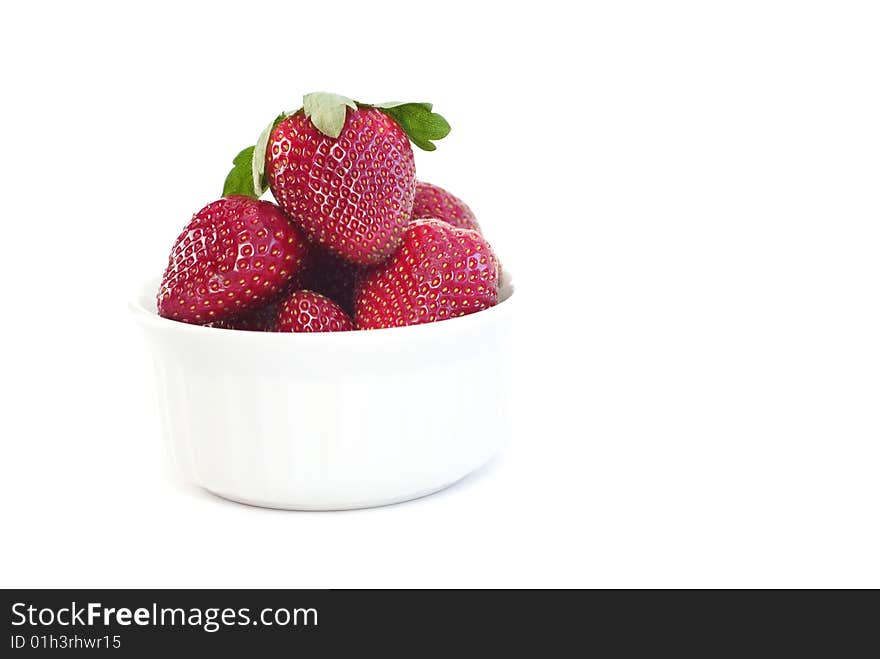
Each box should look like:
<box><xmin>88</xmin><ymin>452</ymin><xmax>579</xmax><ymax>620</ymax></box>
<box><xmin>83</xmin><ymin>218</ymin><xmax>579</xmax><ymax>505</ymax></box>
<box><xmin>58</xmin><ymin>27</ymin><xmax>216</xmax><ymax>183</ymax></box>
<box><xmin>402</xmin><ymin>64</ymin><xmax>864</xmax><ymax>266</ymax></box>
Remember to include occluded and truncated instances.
<box><xmin>412</xmin><ymin>181</ymin><xmax>481</xmax><ymax>233</ymax></box>
<box><xmin>277</xmin><ymin>290</ymin><xmax>354</xmax><ymax>333</ymax></box>
<box><xmin>355</xmin><ymin>218</ymin><xmax>499</xmax><ymax>329</ymax></box>
<box><xmin>266</xmin><ymin>108</ymin><xmax>416</xmax><ymax>266</ymax></box>
<box><xmin>157</xmin><ymin>196</ymin><xmax>309</xmax><ymax>324</ymax></box>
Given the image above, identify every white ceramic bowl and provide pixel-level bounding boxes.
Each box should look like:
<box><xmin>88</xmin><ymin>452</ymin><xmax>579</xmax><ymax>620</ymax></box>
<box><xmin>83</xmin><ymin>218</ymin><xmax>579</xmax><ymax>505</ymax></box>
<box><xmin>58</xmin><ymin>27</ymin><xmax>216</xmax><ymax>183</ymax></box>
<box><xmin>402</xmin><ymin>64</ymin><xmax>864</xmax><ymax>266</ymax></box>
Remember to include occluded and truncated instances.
<box><xmin>131</xmin><ymin>272</ymin><xmax>514</xmax><ymax>510</ymax></box>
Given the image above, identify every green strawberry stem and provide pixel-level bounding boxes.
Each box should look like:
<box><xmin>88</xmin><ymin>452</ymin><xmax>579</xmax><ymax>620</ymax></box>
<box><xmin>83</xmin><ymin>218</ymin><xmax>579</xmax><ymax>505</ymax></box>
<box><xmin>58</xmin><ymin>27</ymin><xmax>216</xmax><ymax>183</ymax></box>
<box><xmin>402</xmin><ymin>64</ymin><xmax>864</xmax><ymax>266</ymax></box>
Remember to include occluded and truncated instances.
<box><xmin>222</xmin><ymin>92</ymin><xmax>450</xmax><ymax>198</ymax></box>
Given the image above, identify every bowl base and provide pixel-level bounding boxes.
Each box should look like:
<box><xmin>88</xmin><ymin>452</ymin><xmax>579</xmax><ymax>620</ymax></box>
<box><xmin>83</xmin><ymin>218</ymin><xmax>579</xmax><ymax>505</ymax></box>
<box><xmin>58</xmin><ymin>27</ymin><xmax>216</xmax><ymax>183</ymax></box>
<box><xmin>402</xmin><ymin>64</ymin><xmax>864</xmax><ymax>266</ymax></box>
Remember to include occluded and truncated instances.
<box><xmin>201</xmin><ymin>476</ymin><xmax>469</xmax><ymax>512</ymax></box>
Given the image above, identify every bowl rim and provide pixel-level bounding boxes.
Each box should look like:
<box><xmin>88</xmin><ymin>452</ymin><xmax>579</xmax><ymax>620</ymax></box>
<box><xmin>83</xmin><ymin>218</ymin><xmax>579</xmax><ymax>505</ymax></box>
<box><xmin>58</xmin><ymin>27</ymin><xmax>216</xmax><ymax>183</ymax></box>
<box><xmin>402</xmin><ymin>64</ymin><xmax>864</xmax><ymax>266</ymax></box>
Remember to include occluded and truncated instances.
<box><xmin>130</xmin><ymin>270</ymin><xmax>515</xmax><ymax>340</ymax></box>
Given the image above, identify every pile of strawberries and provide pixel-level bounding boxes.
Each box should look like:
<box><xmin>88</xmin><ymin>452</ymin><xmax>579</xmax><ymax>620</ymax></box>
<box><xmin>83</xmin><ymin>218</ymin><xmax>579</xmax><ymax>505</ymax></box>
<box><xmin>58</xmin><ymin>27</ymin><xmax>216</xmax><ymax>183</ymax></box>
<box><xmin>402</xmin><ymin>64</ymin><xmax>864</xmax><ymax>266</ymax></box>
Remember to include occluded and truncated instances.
<box><xmin>157</xmin><ymin>92</ymin><xmax>501</xmax><ymax>332</ymax></box>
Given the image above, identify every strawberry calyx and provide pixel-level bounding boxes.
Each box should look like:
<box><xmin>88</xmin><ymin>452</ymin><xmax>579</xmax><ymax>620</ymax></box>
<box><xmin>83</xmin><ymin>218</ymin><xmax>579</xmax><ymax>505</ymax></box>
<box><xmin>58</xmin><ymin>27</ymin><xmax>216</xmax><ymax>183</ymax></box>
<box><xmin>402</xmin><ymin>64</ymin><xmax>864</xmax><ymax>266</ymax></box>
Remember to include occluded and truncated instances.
<box><xmin>222</xmin><ymin>146</ymin><xmax>258</xmax><ymax>198</ymax></box>
<box><xmin>302</xmin><ymin>92</ymin><xmax>358</xmax><ymax>139</ymax></box>
<box><xmin>250</xmin><ymin>112</ymin><xmax>285</xmax><ymax>197</ymax></box>
<box><xmin>371</xmin><ymin>101</ymin><xmax>451</xmax><ymax>152</ymax></box>
<box><xmin>302</xmin><ymin>93</ymin><xmax>451</xmax><ymax>151</ymax></box>
<box><xmin>222</xmin><ymin>113</ymin><xmax>284</xmax><ymax>199</ymax></box>
<box><xmin>222</xmin><ymin>92</ymin><xmax>450</xmax><ymax>198</ymax></box>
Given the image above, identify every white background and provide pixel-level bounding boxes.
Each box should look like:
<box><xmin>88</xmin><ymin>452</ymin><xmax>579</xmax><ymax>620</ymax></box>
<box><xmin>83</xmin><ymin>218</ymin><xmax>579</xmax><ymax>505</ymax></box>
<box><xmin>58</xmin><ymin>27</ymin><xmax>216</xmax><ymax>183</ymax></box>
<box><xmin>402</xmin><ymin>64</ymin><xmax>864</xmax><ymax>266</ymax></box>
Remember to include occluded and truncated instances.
<box><xmin>1</xmin><ymin>1</ymin><xmax>878</xmax><ymax>588</ymax></box>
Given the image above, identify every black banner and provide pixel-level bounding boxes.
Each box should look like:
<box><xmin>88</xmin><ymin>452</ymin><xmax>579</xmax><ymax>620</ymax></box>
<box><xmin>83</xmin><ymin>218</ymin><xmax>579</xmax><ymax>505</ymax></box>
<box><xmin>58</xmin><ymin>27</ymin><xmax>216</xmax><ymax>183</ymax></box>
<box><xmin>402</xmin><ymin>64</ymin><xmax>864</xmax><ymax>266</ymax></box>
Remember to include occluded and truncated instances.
<box><xmin>1</xmin><ymin>589</ymin><xmax>875</xmax><ymax>654</ymax></box>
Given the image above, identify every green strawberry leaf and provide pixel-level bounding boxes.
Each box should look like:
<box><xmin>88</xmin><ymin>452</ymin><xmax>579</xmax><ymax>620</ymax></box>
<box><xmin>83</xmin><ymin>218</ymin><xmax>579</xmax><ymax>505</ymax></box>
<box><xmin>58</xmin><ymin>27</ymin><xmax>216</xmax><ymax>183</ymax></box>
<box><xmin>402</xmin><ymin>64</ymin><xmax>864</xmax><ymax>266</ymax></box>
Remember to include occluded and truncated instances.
<box><xmin>223</xmin><ymin>146</ymin><xmax>259</xmax><ymax>197</ymax></box>
<box><xmin>375</xmin><ymin>102</ymin><xmax>451</xmax><ymax>151</ymax></box>
<box><xmin>223</xmin><ymin>114</ymin><xmax>288</xmax><ymax>198</ymax></box>
<box><xmin>303</xmin><ymin>92</ymin><xmax>357</xmax><ymax>138</ymax></box>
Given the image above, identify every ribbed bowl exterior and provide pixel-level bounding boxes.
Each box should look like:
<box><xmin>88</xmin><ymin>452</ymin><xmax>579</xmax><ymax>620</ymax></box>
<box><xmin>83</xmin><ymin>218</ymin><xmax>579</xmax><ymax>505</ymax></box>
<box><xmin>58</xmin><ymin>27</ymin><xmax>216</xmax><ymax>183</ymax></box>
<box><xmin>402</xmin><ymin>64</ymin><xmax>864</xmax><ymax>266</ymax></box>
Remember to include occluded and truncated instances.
<box><xmin>132</xmin><ymin>274</ymin><xmax>514</xmax><ymax>510</ymax></box>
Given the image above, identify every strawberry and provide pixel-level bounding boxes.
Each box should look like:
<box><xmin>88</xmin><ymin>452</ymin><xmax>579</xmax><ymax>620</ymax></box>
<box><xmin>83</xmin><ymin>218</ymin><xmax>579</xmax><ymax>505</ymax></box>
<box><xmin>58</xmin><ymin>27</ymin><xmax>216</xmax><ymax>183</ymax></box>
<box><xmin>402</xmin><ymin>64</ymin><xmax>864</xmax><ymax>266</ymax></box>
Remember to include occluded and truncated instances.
<box><xmin>157</xmin><ymin>196</ymin><xmax>309</xmax><ymax>325</ymax></box>
<box><xmin>412</xmin><ymin>181</ymin><xmax>481</xmax><ymax>233</ymax></box>
<box><xmin>266</xmin><ymin>106</ymin><xmax>414</xmax><ymax>266</ymax></box>
<box><xmin>355</xmin><ymin>218</ymin><xmax>500</xmax><ymax>329</ymax></box>
<box><xmin>292</xmin><ymin>247</ymin><xmax>358</xmax><ymax>317</ymax></box>
<box><xmin>223</xmin><ymin>93</ymin><xmax>451</xmax><ymax>266</ymax></box>
<box><xmin>277</xmin><ymin>290</ymin><xmax>354</xmax><ymax>333</ymax></box>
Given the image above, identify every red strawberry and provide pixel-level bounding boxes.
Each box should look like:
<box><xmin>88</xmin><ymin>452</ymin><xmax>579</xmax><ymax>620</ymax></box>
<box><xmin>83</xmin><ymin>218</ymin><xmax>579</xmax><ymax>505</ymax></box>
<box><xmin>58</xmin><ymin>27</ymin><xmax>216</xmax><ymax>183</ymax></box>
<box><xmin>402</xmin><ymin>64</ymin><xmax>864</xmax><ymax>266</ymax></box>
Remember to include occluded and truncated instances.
<box><xmin>292</xmin><ymin>247</ymin><xmax>359</xmax><ymax>316</ymax></box>
<box><xmin>355</xmin><ymin>218</ymin><xmax>499</xmax><ymax>329</ymax></box>
<box><xmin>250</xmin><ymin>93</ymin><xmax>450</xmax><ymax>266</ymax></box>
<box><xmin>412</xmin><ymin>181</ymin><xmax>481</xmax><ymax>233</ymax></box>
<box><xmin>266</xmin><ymin>108</ymin><xmax>414</xmax><ymax>265</ymax></box>
<box><xmin>158</xmin><ymin>196</ymin><xmax>309</xmax><ymax>325</ymax></box>
<box><xmin>277</xmin><ymin>290</ymin><xmax>354</xmax><ymax>333</ymax></box>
